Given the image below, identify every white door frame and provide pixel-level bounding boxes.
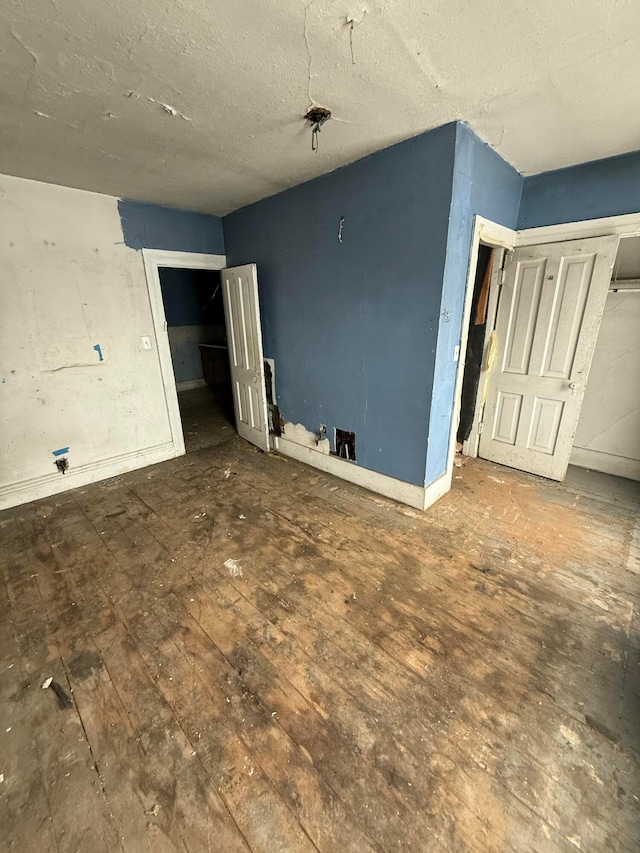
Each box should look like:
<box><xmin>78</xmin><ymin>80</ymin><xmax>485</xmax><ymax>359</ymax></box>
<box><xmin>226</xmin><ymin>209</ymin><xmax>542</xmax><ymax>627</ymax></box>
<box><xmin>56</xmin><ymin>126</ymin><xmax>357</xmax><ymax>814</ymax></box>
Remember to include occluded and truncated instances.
<box><xmin>516</xmin><ymin>211</ymin><xmax>640</xmax><ymax>246</ymax></box>
<box><xmin>442</xmin><ymin>217</ymin><xmax>517</xmax><ymax>494</ymax></box>
<box><xmin>142</xmin><ymin>249</ymin><xmax>227</xmax><ymax>457</ymax></box>
<box><xmin>461</xmin><ymin>245</ymin><xmax>506</xmax><ymax>460</ymax></box>
<box><xmin>449</xmin><ymin>210</ymin><xmax>640</xmax><ymax>483</ymax></box>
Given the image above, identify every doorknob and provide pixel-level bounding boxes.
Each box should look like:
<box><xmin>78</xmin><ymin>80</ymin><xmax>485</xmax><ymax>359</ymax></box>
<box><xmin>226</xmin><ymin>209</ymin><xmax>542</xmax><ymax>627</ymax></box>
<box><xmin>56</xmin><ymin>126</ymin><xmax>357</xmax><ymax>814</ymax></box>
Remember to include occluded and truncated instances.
<box><xmin>252</xmin><ymin>372</ymin><xmax>259</xmax><ymax>383</ymax></box>
<box><xmin>569</xmin><ymin>381</ymin><xmax>579</xmax><ymax>395</ymax></box>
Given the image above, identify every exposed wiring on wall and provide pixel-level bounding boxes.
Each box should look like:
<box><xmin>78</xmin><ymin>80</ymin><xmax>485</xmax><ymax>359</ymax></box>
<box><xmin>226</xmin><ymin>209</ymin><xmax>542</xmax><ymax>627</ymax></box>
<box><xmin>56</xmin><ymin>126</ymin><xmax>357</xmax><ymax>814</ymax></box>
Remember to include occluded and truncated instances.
<box><xmin>338</xmin><ymin>216</ymin><xmax>345</xmax><ymax>242</ymax></box>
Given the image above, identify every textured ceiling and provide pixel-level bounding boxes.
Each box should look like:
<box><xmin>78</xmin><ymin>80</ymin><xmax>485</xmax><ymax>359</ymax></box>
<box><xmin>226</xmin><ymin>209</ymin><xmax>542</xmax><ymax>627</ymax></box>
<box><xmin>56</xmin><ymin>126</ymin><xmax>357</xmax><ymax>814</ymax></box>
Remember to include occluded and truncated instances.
<box><xmin>1</xmin><ymin>0</ymin><xmax>639</xmax><ymax>215</ymax></box>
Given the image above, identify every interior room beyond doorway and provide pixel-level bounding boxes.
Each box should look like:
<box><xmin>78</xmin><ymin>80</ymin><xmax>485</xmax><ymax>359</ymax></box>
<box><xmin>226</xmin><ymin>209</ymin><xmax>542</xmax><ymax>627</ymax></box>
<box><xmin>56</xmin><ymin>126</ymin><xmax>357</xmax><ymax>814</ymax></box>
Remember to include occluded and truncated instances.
<box><xmin>158</xmin><ymin>266</ymin><xmax>234</xmax><ymax>452</ymax></box>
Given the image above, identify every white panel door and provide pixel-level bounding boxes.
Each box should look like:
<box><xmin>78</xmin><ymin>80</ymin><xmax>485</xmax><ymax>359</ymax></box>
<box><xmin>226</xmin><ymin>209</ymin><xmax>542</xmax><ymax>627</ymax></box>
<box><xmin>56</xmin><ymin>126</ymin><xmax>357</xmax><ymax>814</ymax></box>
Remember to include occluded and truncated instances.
<box><xmin>221</xmin><ymin>264</ymin><xmax>270</xmax><ymax>452</ymax></box>
<box><xmin>478</xmin><ymin>236</ymin><xmax>619</xmax><ymax>480</ymax></box>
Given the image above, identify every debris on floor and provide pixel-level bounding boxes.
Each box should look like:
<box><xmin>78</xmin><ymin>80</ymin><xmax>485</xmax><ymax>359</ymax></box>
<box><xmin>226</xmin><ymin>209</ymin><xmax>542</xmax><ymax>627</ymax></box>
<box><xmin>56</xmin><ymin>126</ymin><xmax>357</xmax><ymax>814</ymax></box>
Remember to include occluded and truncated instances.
<box><xmin>41</xmin><ymin>676</ymin><xmax>73</xmax><ymax>709</ymax></box>
<box><xmin>2</xmin><ymin>443</ymin><xmax>638</xmax><ymax>851</ymax></box>
<box><xmin>224</xmin><ymin>558</ymin><xmax>242</xmax><ymax>577</ymax></box>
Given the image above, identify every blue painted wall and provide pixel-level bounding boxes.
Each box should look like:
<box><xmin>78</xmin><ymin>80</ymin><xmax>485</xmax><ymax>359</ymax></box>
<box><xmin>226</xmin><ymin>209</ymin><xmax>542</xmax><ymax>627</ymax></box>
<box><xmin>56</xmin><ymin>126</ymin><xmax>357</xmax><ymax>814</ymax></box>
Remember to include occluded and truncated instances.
<box><xmin>118</xmin><ymin>199</ymin><xmax>225</xmax><ymax>254</ymax></box>
<box><xmin>518</xmin><ymin>149</ymin><xmax>640</xmax><ymax>229</ymax></box>
<box><xmin>158</xmin><ymin>268</ymin><xmax>223</xmax><ymax>384</ymax></box>
<box><xmin>223</xmin><ymin>124</ymin><xmax>458</xmax><ymax>486</ymax></box>
<box><xmin>140</xmin><ymin>116</ymin><xmax>637</xmax><ymax>490</ymax></box>
<box><xmin>159</xmin><ymin>268</ymin><xmax>221</xmax><ymax>326</ymax></box>
<box><xmin>424</xmin><ymin>123</ymin><xmax>523</xmax><ymax>483</ymax></box>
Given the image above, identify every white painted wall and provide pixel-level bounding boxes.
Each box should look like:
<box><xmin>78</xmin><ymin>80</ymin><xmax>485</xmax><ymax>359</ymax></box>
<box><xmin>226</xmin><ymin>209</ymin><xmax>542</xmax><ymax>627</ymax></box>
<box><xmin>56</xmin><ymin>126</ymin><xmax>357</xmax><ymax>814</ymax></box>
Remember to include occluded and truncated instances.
<box><xmin>571</xmin><ymin>290</ymin><xmax>640</xmax><ymax>481</ymax></box>
<box><xmin>0</xmin><ymin>174</ymin><xmax>175</xmax><ymax>510</ymax></box>
<box><xmin>167</xmin><ymin>324</ymin><xmax>216</xmax><ymax>384</ymax></box>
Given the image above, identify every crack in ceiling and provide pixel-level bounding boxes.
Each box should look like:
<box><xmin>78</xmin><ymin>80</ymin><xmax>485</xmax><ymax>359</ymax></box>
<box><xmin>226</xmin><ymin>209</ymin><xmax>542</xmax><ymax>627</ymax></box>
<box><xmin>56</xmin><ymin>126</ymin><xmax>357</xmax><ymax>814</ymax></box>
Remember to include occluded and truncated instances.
<box><xmin>0</xmin><ymin>0</ymin><xmax>639</xmax><ymax>214</ymax></box>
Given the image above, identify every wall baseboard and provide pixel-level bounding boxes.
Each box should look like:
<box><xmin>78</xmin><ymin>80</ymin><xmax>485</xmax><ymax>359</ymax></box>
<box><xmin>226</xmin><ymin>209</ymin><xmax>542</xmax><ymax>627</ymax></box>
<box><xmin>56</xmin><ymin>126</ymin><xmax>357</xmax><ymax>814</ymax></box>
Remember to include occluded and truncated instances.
<box><xmin>422</xmin><ymin>471</ymin><xmax>452</xmax><ymax>510</ymax></box>
<box><xmin>273</xmin><ymin>436</ymin><xmax>450</xmax><ymax>510</ymax></box>
<box><xmin>570</xmin><ymin>446</ymin><xmax>640</xmax><ymax>482</ymax></box>
<box><xmin>176</xmin><ymin>378</ymin><xmax>208</xmax><ymax>391</ymax></box>
<box><xmin>0</xmin><ymin>441</ymin><xmax>180</xmax><ymax>511</ymax></box>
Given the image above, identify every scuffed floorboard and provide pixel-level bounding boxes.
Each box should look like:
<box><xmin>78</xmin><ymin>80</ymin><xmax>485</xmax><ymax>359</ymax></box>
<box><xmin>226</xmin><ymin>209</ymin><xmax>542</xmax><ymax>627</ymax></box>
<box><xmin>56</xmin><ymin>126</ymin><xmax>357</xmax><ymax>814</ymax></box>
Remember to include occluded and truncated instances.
<box><xmin>1</xmin><ymin>434</ymin><xmax>638</xmax><ymax>852</ymax></box>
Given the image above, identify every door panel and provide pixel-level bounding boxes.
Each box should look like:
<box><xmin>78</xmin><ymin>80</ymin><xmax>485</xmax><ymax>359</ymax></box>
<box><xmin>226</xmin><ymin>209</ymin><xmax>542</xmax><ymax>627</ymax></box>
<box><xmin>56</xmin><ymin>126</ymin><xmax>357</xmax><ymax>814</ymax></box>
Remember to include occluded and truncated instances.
<box><xmin>221</xmin><ymin>264</ymin><xmax>270</xmax><ymax>452</ymax></box>
<box><xmin>503</xmin><ymin>260</ymin><xmax>545</xmax><ymax>374</ymax></box>
<box><xmin>528</xmin><ymin>396</ymin><xmax>563</xmax><ymax>454</ymax></box>
<box><xmin>478</xmin><ymin>236</ymin><xmax>619</xmax><ymax>480</ymax></box>
<box><xmin>493</xmin><ymin>391</ymin><xmax>522</xmax><ymax>445</ymax></box>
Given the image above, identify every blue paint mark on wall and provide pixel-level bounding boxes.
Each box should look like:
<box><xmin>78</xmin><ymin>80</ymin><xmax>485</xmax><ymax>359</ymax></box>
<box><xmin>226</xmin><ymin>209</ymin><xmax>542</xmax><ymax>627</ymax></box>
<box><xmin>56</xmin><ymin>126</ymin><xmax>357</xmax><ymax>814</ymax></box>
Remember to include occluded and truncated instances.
<box><xmin>425</xmin><ymin>123</ymin><xmax>523</xmax><ymax>484</ymax></box>
<box><xmin>223</xmin><ymin>124</ymin><xmax>458</xmax><ymax>487</ymax></box>
<box><xmin>518</xmin><ymin>149</ymin><xmax>640</xmax><ymax>229</ymax></box>
<box><xmin>93</xmin><ymin>343</ymin><xmax>104</xmax><ymax>361</ymax></box>
<box><xmin>52</xmin><ymin>447</ymin><xmax>70</xmax><ymax>456</ymax></box>
<box><xmin>118</xmin><ymin>199</ymin><xmax>225</xmax><ymax>254</ymax></box>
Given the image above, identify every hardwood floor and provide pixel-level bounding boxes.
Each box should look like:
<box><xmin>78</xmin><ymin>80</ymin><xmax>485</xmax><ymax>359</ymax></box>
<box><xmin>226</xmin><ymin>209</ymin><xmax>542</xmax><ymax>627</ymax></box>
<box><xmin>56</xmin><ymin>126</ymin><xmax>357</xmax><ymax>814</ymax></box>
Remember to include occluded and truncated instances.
<box><xmin>178</xmin><ymin>385</ymin><xmax>235</xmax><ymax>453</ymax></box>
<box><xmin>1</xmin><ymin>424</ymin><xmax>638</xmax><ymax>851</ymax></box>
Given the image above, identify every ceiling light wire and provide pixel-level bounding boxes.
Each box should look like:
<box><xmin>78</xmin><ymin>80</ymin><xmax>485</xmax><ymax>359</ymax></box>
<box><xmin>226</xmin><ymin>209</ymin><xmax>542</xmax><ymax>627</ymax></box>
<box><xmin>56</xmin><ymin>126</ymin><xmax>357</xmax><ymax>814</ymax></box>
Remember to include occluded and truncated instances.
<box><xmin>304</xmin><ymin>106</ymin><xmax>332</xmax><ymax>153</ymax></box>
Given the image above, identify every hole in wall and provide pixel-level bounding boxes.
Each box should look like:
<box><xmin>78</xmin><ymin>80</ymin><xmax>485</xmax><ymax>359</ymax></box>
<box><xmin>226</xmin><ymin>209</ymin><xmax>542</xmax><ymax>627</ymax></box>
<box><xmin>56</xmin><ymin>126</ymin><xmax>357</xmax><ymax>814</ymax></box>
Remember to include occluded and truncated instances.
<box><xmin>54</xmin><ymin>457</ymin><xmax>69</xmax><ymax>475</ymax></box>
<box><xmin>333</xmin><ymin>428</ymin><xmax>356</xmax><ymax>462</ymax></box>
<box><xmin>264</xmin><ymin>359</ymin><xmax>283</xmax><ymax>436</ymax></box>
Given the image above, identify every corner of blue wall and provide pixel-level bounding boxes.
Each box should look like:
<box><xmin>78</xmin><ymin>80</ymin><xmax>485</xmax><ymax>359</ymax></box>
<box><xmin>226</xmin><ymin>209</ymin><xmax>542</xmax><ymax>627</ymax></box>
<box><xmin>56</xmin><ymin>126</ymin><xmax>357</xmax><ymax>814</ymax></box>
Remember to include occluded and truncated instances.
<box><xmin>424</xmin><ymin>124</ymin><xmax>523</xmax><ymax>486</ymax></box>
<box><xmin>518</xmin><ymin>149</ymin><xmax>640</xmax><ymax>229</ymax></box>
<box><xmin>222</xmin><ymin>122</ymin><xmax>460</xmax><ymax>488</ymax></box>
<box><xmin>118</xmin><ymin>198</ymin><xmax>225</xmax><ymax>254</ymax></box>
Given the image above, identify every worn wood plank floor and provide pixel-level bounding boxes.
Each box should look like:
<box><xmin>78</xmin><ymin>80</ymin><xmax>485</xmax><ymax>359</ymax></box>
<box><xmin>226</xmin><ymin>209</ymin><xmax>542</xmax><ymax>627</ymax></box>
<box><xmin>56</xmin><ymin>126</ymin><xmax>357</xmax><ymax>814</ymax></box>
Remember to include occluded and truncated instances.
<box><xmin>1</xmin><ymin>420</ymin><xmax>639</xmax><ymax>851</ymax></box>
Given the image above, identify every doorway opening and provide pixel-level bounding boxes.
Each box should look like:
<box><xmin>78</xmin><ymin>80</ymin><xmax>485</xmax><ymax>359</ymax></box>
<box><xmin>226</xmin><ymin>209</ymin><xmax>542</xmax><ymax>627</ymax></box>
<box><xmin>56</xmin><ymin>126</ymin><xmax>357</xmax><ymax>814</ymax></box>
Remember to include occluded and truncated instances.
<box><xmin>457</xmin><ymin>244</ymin><xmax>494</xmax><ymax>454</ymax></box>
<box><xmin>143</xmin><ymin>251</ymin><xmax>271</xmax><ymax>459</ymax></box>
<box><xmin>158</xmin><ymin>266</ymin><xmax>234</xmax><ymax>452</ymax></box>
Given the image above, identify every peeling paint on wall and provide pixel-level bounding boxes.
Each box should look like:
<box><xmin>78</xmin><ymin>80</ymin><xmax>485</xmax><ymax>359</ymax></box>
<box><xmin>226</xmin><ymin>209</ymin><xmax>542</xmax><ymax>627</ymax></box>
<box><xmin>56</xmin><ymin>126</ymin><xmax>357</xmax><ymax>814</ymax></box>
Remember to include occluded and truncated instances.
<box><xmin>282</xmin><ymin>422</ymin><xmax>331</xmax><ymax>455</ymax></box>
<box><xmin>127</xmin><ymin>91</ymin><xmax>192</xmax><ymax>122</ymax></box>
<box><xmin>223</xmin><ymin>123</ymin><xmax>459</xmax><ymax>488</ymax></box>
